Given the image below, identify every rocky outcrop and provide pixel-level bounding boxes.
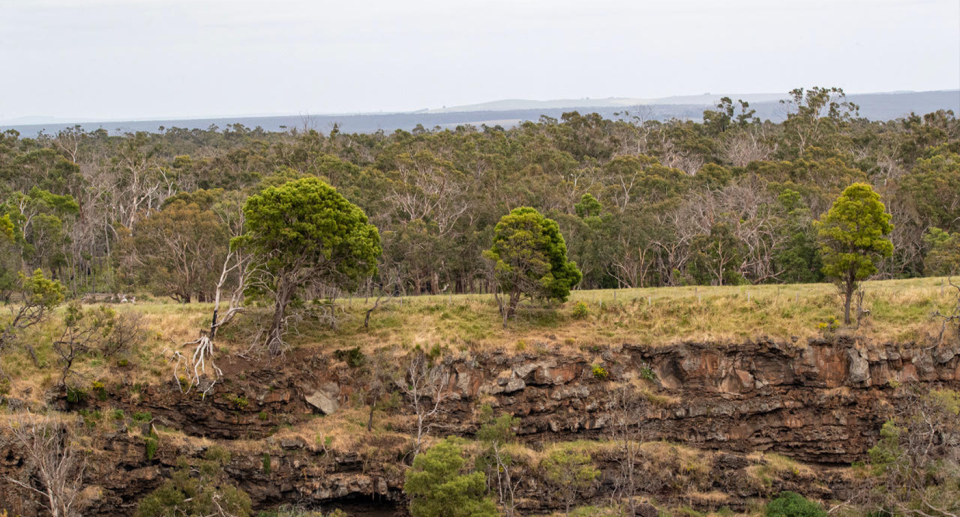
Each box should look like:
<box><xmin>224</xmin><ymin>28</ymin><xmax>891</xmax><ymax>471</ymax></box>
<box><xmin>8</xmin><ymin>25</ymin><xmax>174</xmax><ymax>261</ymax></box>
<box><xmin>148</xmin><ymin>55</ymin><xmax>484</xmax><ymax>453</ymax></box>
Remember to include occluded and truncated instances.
<box><xmin>102</xmin><ymin>338</ymin><xmax>960</xmax><ymax>462</ymax></box>
<box><xmin>6</xmin><ymin>337</ymin><xmax>958</xmax><ymax>515</ymax></box>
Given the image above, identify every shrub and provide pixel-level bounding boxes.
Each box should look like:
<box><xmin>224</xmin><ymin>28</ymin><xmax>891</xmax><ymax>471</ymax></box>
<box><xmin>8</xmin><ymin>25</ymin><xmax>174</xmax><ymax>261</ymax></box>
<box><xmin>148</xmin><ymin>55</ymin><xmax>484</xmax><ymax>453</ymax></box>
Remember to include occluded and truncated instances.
<box><xmin>144</xmin><ymin>433</ymin><xmax>159</xmax><ymax>461</ymax></box>
<box><xmin>765</xmin><ymin>492</ymin><xmax>826</xmax><ymax>517</ymax></box>
<box><xmin>640</xmin><ymin>365</ymin><xmax>656</xmax><ymax>381</ymax></box>
<box><xmin>572</xmin><ymin>301</ymin><xmax>590</xmax><ymax>319</ymax></box>
<box><xmin>132</xmin><ymin>411</ymin><xmax>152</xmax><ymax>423</ymax></box>
<box><xmin>333</xmin><ymin>347</ymin><xmax>366</xmax><ymax>368</ymax></box>
<box><xmin>591</xmin><ymin>365</ymin><xmax>608</xmax><ymax>380</ymax></box>
<box><xmin>541</xmin><ymin>448</ymin><xmax>600</xmax><ymax>516</ymax></box>
<box><xmin>66</xmin><ymin>386</ymin><xmax>86</xmax><ymax>404</ymax></box>
<box><xmin>404</xmin><ymin>438</ymin><xmax>498</xmax><ymax>517</ymax></box>
<box><xmin>135</xmin><ymin>450</ymin><xmax>252</xmax><ymax>517</ymax></box>
<box><xmin>229</xmin><ymin>394</ymin><xmax>249</xmax><ymax>409</ymax></box>
<box><xmin>92</xmin><ymin>381</ymin><xmax>108</xmax><ymax>401</ymax></box>
<box><xmin>262</xmin><ymin>453</ymin><xmax>272</xmax><ymax>474</ymax></box>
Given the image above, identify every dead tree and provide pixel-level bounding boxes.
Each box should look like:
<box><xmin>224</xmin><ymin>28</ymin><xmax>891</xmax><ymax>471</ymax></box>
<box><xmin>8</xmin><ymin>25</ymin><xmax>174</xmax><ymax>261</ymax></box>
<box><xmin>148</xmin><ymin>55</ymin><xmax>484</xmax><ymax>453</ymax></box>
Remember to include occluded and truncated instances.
<box><xmin>175</xmin><ymin>242</ymin><xmax>252</xmax><ymax>397</ymax></box>
<box><xmin>608</xmin><ymin>384</ymin><xmax>648</xmax><ymax>515</ymax></box>
<box><xmin>935</xmin><ymin>277</ymin><xmax>960</xmax><ymax>345</ymax></box>
<box><xmin>403</xmin><ymin>349</ymin><xmax>451</xmax><ymax>459</ymax></box>
<box><xmin>4</xmin><ymin>413</ymin><xmax>85</xmax><ymax>517</ymax></box>
<box><xmin>363</xmin><ymin>268</ymin><xmax>400</xmax><ymax>329</ymax></box>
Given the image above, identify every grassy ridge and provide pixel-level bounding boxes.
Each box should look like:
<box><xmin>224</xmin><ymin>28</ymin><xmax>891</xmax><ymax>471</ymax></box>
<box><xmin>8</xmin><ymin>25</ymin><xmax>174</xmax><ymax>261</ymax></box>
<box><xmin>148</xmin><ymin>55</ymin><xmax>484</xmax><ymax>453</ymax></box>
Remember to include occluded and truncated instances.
<box><xmin>2</xmin><ymin>277</ymin><xmax>957</xmax><ymax>404</ymax></box>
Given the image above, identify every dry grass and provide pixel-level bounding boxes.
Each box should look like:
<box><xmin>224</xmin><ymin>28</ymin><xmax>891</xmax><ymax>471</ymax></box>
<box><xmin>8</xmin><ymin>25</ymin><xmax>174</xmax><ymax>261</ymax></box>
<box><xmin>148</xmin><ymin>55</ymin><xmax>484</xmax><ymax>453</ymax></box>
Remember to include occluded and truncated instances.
<box><xmin>272</xmin><ymin>276</ymin><xmax>958</xmax><ymax>355</ymax></box>
<box><xmin>1</xmin><ymin>276</ymin><xmax>955</xmax><ymax>407</ymax></box>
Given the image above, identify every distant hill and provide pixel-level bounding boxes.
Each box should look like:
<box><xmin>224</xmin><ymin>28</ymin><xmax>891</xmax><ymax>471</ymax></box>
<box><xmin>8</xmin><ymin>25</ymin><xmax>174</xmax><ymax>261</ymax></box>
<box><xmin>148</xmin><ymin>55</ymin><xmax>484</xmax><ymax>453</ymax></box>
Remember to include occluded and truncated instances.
<box><xmin>3</xmin><ymin>90</ymin><xmax>957</xmax><ymax>136</ymax></box>
<box><xmin>425</xmin><ymin>92</ymin><xmax>793</xmax><ymax>113</ymax></box>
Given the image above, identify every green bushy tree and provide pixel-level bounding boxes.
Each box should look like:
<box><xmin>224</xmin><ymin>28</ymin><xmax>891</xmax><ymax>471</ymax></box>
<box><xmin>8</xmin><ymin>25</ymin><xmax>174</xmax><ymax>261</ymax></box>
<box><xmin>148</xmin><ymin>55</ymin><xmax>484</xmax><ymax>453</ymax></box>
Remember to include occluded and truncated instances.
<box><xmin>0</xmin><ymin>270</ymin><xmax>65</xmax><ymax>376</ymax></box>
<box><xmin>403</xmin><ymin>437</ymin><xmax>498</xmax><ymax>517</ymax></box>
<box><xmin>815</xmin><ymin>183</ymin><xmax>893</xmax><ymax>324</ymax></box>
<box><xmin>483</xmin><ymin>207</ymin><xmax>581</xmax><ymax>322</ymax></box>
<box><xmin>923</xmin><ymin>227</ymin><xmax>960</xmax><ymax>276</ymax></box>
<box><xmin>541</xmin><ymin>448</ymin><xmax>600</xmax><ymax>517</ymax></box>
<box><xmin>238</xmin><ymin>177</ymin><xmax>381</xmax><ymax>355</ymax></box>
<box><xmin>687</xmin><ymin>222</ymin><xmax>746</xmax><ymax>286</ymax></box>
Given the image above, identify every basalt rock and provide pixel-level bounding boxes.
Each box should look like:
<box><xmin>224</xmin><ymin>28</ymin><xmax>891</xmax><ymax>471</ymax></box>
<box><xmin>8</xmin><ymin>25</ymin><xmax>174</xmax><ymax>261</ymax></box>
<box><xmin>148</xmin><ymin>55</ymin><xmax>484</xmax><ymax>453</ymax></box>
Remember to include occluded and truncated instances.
<box><xmin>109</xmin><ymin>338</ymin><xmax>960</xmax><ymax>462</ymax></box>
<box><xmin>4</xmin><ymin>337</ymin><xmax>958</xmax><ymax>516</ymax></box>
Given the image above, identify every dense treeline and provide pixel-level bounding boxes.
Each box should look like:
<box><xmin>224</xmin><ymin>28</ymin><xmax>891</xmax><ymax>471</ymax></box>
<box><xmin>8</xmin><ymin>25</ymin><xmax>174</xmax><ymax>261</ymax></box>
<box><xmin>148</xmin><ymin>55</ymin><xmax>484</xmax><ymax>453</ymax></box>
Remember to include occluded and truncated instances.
<box><xmin>1</xmin><ymin>87</ymin><xmax>959</xmax><ymax>301</ymax></box>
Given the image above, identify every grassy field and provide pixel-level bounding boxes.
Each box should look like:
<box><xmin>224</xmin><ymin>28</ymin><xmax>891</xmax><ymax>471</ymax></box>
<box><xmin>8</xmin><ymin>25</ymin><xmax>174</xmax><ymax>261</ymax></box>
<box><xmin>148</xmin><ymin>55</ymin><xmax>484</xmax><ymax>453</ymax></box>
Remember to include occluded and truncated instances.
<box><xmin>284</xmin><ymin>275</ymin><xmax>958</xmax><ymax>352</ymax></box>
<box><xmin>2</xmin><ymin>276</ymin><xmax>957</xmax><ymax>402</ymax></box>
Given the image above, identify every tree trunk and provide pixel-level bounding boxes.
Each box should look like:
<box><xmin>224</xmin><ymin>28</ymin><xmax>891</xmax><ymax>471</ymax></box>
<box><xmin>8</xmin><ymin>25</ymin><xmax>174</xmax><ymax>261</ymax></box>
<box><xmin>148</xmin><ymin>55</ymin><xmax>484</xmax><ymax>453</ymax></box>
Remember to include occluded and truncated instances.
<box><xmin>507</xmin><ymin>290</ymin><xmax>520</xmax><ymax>319</ymax></box>
<box><xmin>843</xmin><ymin>272</ymin><xmax>855</xmax><ymax>325</ymax></box>
<box><xmin>267</xmin><ymin>278</ymin><xmax>294</xmax><ymax>356</ymax></box>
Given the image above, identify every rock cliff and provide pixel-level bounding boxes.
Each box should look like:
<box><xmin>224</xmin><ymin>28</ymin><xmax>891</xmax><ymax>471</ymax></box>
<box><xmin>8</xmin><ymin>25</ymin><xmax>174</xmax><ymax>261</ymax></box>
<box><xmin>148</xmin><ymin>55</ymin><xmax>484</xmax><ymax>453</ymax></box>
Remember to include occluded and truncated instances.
<box><xmin>2</xmin><ymin>337</ymin><xmax>958</xmax><ymax>515</ymax></box>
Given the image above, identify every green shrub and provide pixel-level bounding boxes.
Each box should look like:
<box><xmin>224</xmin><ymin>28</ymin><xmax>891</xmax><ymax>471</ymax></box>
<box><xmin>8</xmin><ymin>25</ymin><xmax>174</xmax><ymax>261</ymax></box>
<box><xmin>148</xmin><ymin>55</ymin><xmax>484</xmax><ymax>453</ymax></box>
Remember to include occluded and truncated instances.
<box><xmin>404</xmin><ymin>438</ymin><xmax>498</xmax><ymax>517</ymax></box>
<box><xmin>640</xmin><ymin>365</ymin><xmax>656</xmax><ymax>381</ymax></box>
<box><xmin>591</xmin><ymin>364</ymin><xmax>608</xmax><ymax>380</ymax></box>
<box><xmin>572</xmin><ymin>301</ymin><xmax>590</xmax><ymax>319</ymax></box>
<box><xmin>66</xmin><ymin>386</ymin><xmax>86</xmax><ymax>404</ymax></box>
<box><xmin>144</xmin><ymin>433</ymin><xmax>159</xmax><ymax>460</ymax></box>
<box><xmin>765</xmin><ymin>492</ymin><xmax>826</xmax><ymax>517</ymax></box>
<box><xmin>229</xmin><ymin>394</ymin><xmax>249</xmax><ymax>410</ymax></box>
<box><xmin>541</xmin><ymin>448</ymin><xmax>601</xmax><ymax>516</ymax></box>
<box><xmin>262</xmin><ymin>453</ymin><xmax>271</xmax><ymax>474</ymax></box>
<box><xmin>333</xmin><ymin>346</ymin><xmax>366</xmax><ymax>368</ymax></box>
<box><xmin>132</xmin><ymin>411</ymin><xmax>152</xmax><ymax>423</ymax></box>
<box><xmin>135</xmin><ymin>450</ymin><xmax>252</xmax><ymax>517</ymax></box>
<box><xmin>92</xmin><ymin>381</ymin><xmax>108</xmax><ymax>401</ymax></box>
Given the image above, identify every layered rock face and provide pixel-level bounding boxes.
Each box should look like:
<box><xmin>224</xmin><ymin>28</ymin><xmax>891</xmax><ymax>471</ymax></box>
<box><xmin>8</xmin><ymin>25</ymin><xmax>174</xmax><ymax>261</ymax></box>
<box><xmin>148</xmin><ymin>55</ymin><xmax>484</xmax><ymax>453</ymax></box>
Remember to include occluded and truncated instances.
<box><xmin>484</xmin><ymin>338</ymin><xmax>960</xmax><ymax>464</ymax></box>
<box><xmin>2</xmin><ymin>337</ymin><xmax>958</xmax><ymax>515</ymax></box>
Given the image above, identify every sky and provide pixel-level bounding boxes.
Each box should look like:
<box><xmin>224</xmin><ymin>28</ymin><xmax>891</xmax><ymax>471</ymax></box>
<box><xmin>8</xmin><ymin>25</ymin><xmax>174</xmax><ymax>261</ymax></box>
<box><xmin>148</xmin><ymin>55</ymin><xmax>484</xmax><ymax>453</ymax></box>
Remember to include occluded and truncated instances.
<box><xmin>1</xmin><ymin>0</ymin><xmax>958</xmax><ymax>122</ymax></box>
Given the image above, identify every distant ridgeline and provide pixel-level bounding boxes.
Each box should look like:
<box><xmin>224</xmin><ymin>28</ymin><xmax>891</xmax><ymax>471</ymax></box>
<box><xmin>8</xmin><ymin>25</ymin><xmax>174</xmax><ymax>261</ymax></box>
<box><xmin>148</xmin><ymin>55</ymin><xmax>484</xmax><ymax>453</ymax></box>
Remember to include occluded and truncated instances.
<box><xmin>1</xmin><ymin>86</ymin><xmax>959</xmax><ymax>299</ymax></box>
<box><xmin>2</xmin><ymin>90</ymin><xmax>958</xmax><ymax>135</ymax></box>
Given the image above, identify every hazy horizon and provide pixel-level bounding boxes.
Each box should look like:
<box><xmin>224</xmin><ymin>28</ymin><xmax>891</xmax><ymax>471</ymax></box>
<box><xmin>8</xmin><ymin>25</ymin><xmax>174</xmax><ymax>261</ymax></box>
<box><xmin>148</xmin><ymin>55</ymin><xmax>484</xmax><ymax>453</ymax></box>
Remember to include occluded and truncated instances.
<box><xmin>2</xmin><ymin>0</ymin><xmax>958</xmax><ymax>122</ymax></box>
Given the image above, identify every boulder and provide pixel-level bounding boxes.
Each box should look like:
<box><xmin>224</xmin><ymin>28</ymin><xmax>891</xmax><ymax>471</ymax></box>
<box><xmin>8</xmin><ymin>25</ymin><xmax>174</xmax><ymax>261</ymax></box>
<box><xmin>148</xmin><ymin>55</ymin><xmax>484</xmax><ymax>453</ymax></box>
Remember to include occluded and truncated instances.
<box><xmin>305</xmin><ymin>385</ymin><xmax>339</xmax><ymax>415</ymax></box>
<box><xmin>847</xmin><ymin>348</ymin><xmax>870</xmax><ymax>385</ymax></box>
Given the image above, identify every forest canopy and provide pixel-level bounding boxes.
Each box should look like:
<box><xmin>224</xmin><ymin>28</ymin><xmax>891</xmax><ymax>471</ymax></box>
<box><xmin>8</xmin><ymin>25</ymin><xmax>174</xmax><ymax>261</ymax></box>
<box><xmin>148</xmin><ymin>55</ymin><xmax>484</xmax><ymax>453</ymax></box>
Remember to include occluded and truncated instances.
<box><xmin>1</xmin><ymin>88</ymin><xmax>958</xmax><ymax>302</ymax></box>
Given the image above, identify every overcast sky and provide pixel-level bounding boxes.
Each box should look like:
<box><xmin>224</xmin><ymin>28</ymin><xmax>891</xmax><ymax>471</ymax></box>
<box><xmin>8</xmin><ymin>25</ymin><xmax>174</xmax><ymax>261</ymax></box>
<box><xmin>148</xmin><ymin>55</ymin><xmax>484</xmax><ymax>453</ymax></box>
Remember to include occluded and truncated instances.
<box><xmin>1</xmin><ymin>0</ymin><xmax>958</xmax><ymax>122</ymax></box>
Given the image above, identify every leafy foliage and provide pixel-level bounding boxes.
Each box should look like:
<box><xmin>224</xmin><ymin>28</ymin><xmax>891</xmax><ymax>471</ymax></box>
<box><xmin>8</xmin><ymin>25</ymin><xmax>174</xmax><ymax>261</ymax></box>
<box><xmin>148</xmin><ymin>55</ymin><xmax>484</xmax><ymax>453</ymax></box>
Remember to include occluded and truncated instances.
<box><xmin>816</xmin><ymin>183</ymin><xmax>893</xmax><ymax>323</ymax></box>
<box><xmin>484</xmin><ymin>207</ymin><xmax>582</xmax><ymax>320</ymax></box>
<box><xmin>403</xmin><ymin>438</ymin><xmax>498</xmax><ymax>517</ymax></box>
<box><xmin>765</xmin><ymin>492</ymin><xmax>826</xmax><ymax>517</ymax></box>
<box><xmin>0</xmin><ymin>91</ymin><xmax>958</xmax><ymax>303</ymax></box>
<box><xmin>135</xmin><ymin>447</ymin><xmax>252</xmax><ymax>517</ymax></box>
<box><xmin>541</xmin><ymin>448</ymin><xmax>601</xmax><ymax>516</ymax></box>
<box><xmin>239</xmin><ymin>177</ymin><xmax>381</xmax><ymax>354</ymax></box>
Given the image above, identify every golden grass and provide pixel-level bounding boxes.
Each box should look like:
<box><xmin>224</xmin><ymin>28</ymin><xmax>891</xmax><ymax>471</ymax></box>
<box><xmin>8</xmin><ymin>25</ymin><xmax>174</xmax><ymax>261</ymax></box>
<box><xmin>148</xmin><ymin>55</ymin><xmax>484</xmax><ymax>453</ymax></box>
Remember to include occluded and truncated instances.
<box><xmin>1</xmin><ymin>276</ymin><xmax>955</xmax><ymax>407</ymax></box>
<box><xmin>282</xmin><ymin>276</ymin><xmax>958</xmax><ymax>355</ymax></box>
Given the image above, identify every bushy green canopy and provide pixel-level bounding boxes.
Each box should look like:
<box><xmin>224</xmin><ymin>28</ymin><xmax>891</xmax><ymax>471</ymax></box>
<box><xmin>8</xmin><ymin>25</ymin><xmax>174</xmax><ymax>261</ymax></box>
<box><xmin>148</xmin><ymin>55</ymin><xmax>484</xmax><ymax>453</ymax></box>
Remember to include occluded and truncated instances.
<box><xmin>239</xmin><ymin>177</ymin><xmax>382</xmax><ymax>290</ymax></box>
<box><xmin>135</xmin><ymin>448</ymin><xmax>252</xmax><ymax>517</ymax></box>
<box><xmin>765</xmin><ymin>491</ymin><xmax>826</xmax><ymax>517</ymax></box>
<box><xmin>816</xmin><ymin>183</ymin><xmax>893</xmax><ymax>282</ymax></box>
<box><xmin>404</xmin><ymin>438</ymin><xmax>498</xmax><ymax>517</ymax></box>
<box><xmin>484</xmin><ymin>207</ymin><xmax>581</xmax><ymax>304</ymax></box>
